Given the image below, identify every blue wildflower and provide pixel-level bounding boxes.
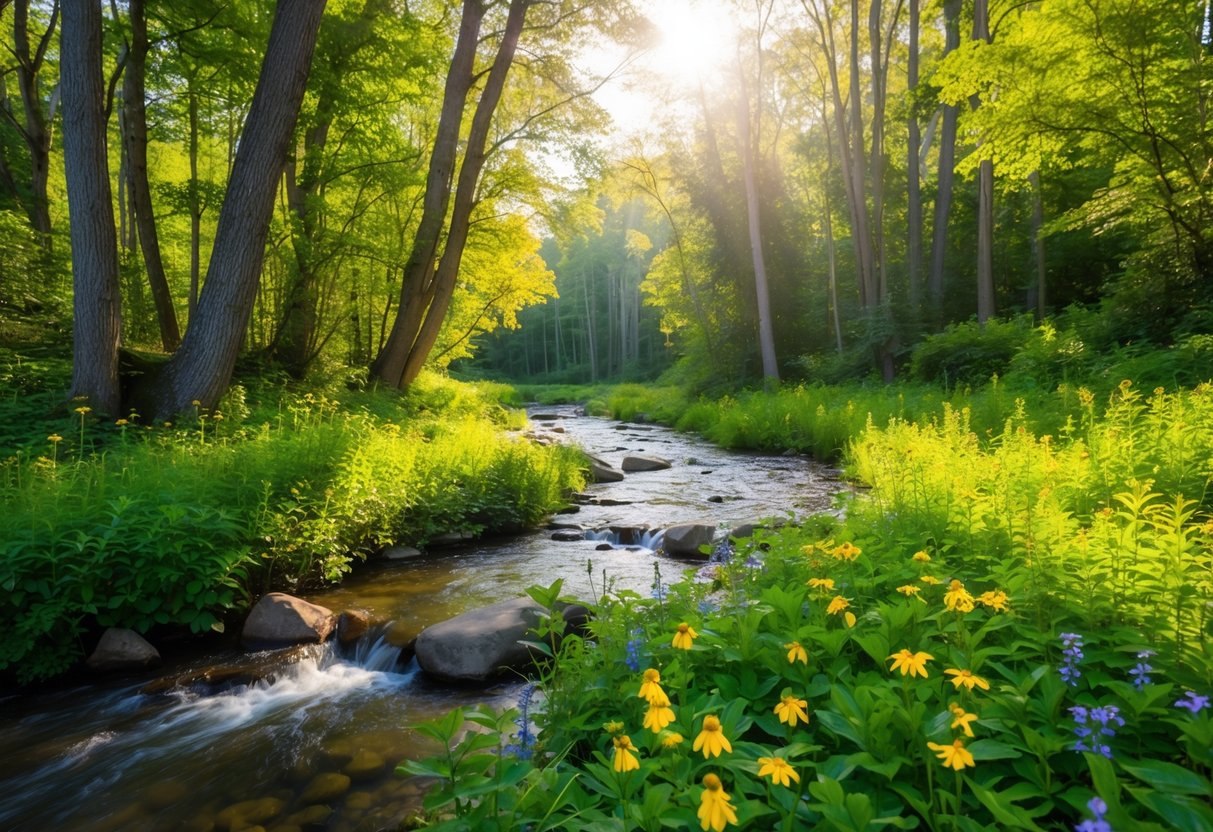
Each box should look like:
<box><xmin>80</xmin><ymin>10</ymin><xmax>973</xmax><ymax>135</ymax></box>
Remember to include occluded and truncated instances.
<box><xmin>1128</xmin><ymin>650</ymin><xmax>1154</xmax><ymax>690</ymax></box>
<box><xmin>1059</xmin><ymin>632</ymin><xmax>1084</xmax><ymax>686</ymax></box>
<box><xmin>504</xmin><ymin>683</ymin><xmax>538</xmax><ymax>760</ymax></box>
<box><xmin>1174</xmin><ymin>690</ymin><xmax>1210</xmax><ymax>714</ymax></box>
<box><xmin>624</xmin><ymin>628</ymin><xmax>645</xmax><ymax>672</ymax></box>
<box><xmin>697</xmin><ymin>599</ymin><xmax>717</xmax><ymax>615</ymax></box>
<box><xmin>1075</xmin><ymin>795</ymin><xmax>1112</xmax><ymax>832</ymax></box>
<box><xmin>1070</xmin><ymin>705</ymin><xmax>1123</xmax><ymax>758</ymax></box>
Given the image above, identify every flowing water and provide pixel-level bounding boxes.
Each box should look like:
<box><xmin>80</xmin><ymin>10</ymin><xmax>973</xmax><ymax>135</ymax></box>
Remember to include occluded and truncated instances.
<box><xmin>0</xmin><ymin>406</ymin><xmax>840</xmax><ymax>831</ymax></box>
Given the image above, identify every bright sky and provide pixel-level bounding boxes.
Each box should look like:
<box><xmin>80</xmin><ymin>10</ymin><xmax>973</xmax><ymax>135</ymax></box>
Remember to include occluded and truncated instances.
<box><xmin>586</xmin><ymin>0</ymin><xmax>742</xmax><ymax>141</ymax></box>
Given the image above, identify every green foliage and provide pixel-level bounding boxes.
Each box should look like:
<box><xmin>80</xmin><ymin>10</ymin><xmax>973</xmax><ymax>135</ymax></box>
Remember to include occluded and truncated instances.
<box><xmin>0</xmin><ymin>375</ymin><xmax>583</xmax><ymax>682</ymax></box>
<box><xmin>910</xmin><ymin>317</ymin><xmax>1035</xmax><ymax>386</ymax></box>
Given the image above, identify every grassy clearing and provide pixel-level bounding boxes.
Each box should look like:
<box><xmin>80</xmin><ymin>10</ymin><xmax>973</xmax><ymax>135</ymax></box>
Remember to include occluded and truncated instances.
<box><xmin>0</xmin><ymin>369</ymin><xmax>585</xmax><ymax>683</ymax></box>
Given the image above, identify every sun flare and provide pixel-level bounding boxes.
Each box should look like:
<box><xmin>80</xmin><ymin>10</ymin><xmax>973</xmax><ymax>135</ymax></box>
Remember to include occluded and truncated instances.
<box><xmin>646</xmin><ymin>0</ymin><xmax>738</xmax><ymax>87</ymax></box>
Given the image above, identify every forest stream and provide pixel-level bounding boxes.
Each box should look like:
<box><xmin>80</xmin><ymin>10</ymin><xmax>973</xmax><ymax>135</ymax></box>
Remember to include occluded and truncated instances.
<box><xmin>0</xmin><ymin>407</ymin><xmax>840</xmax><ymax>832</ymax></box>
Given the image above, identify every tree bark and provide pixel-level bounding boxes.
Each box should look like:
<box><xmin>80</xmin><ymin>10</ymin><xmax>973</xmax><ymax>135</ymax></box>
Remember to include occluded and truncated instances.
<box><xmin>378</xmin><ymin>0</ymin><xmax>530</xmax><ymax>390</ymax></box>
<box><xmin>738</xmin><ymin>58</ymin><xmax>779</xmax><ymax>384</ymax></box>
<box><xmin>123</xmin><ymin>0</ymin><xmax>181</xmax><ymax>351</ymax></box>
<box><xmin>145</xmin><ymin>0</ymin><xmax>328</xmax><ymax>417</ymax></box>
<box><xmin>1030</xmin><ymin>169</ymin><xmax>1046</xmax><ymax>320</ymax></box>
<box><xmin>973</xmin><ymin>0</ymin><xmax>995</xmax><ymax>323</ymax></box>
<box><xmin>12</xmin><ymin>0</ymin><xmax>58</xmax><ymax>244</ymax></box>
<box><xmin>61</xmin><ymin>0</ymin><xmax>122</xmax><ymax>414</ymax></box>
<box><xmin>927</xmin><ymin>0</ymin><xmax>962</xmax><ymax>314</ymax></box>
<box><xmin>906</xmin><ymin>0</ymin><xmax>922</xmax><ymax>314</ymax></box>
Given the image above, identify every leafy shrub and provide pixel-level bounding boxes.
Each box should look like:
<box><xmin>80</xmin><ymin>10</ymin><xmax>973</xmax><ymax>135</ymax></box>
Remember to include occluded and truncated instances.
<box><xmin>910</xmin><ymin>316</ymin><xmax>1034</xmax><ymax>386</ymax></box>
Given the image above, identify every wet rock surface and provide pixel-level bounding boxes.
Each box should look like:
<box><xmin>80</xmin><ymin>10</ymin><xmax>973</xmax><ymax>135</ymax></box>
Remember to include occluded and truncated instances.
<box><xmin>242</xmin><ymin>593</ymin><xmax>336</xmax><ymax>649</ymax></box>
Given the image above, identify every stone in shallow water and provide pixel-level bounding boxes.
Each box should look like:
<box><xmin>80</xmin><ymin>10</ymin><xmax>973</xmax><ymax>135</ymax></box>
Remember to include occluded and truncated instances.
<box><xmin>286</xmin><ymin>804</ymin><xmax>332</xmax><ymax>830</ymax></box>
<box><xmin>86</xmin><ymin>627</ymin><xmax>160</xmax><ymax>672</ymax></box>
<box><xmin>551</xmin><ymin>529</ymin><xmax>584</xmax><ymax>542</ymax></box>
<box><xmin>414</xmin><ymin>596</ymin><xmax>549</xmax><ymax>682</ymax></box>
<box><xmin>381</xmin><ymin>545</ymin><xmax>422</xmax><ymax>560</ymax></box>
<box><xmin>345</xmin><ymin>791</ymin><xmax>374</xmax><ymax>810</ymax></box>
<box><xmin>345</xmin><ymin>749</ymin><xmax>386</xmax><ymax>781</ymax></box>
<box><xmin>214</xmin><ymin>797</ymin><xmax>285</xmax><ymax>831</ymax></box>
<box><xmin>241</xmin><ymin>593</ymin><xmax>335</xmax><ymax>649</ymax></box>
<box><xmin>663</xmin><ymin>523</ymin><xmax>717</xmax><ymax>556</ymax></box>
<box><xmin>300</xmin><ymin>772</ymin><xmax>351</xmax><ymax>804</ymax></box>
<box><xmin>621</xmin><ymin>454</ymin><xmax>671</xmax><ymax>472</ymax></box>
<box><xmin>336</xmin><ymin>608</ymin><xmax>372</xmax><ymax>646</ymax></box>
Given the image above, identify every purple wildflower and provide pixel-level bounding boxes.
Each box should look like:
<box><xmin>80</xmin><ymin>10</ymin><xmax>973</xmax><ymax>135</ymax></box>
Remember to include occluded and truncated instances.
<box><xmin>1075</xmin><ymin>796</ymin><xmax>1112</xmax><ymax>832</ymax></box>
<box><xmin>1128</xmin><ymin>650</ymin><xmax>1154</xmax><ymax>690</ymax></box>
<box><xmin>624</xmin><ymin>628</ymin><xmax>645</xmax><ymax>672</ymax></box>
<box><xmin>1174</xmin><ymin>691</ymin><xmax>1210</xmax><ymax>714</ymax></box>
<box><xmin>1070</xmin><ymin>705</ymin><xmax>1124</xmax><ymax>758</ymax></box>
<box><xmin>1059</xmin><ymin>632</ymin><xmax>1084</xmax><ymax>686</ymax></box>
<box><xmin>504</xmin><ymin>683</ymin><xmax>538</xmax><ymax>760</ymax></box>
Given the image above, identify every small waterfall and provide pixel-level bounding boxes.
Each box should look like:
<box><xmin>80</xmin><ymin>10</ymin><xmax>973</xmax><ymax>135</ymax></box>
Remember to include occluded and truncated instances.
<box><xmin>585</xmin><ymin>527</ymin><xmax>665</xmax><ymax>551</ymax></box>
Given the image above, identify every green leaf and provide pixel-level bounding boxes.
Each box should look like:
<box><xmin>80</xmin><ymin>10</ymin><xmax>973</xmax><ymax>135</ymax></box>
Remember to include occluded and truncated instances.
<box><xmin>1120</xmin><ymin>759</ymin><xmax>1209</xmax><ymax>796</ymax></box>
<box><xmin>967</xmin><ymin>778</ymin><xmax>1046</xmax><ymax>831</ymax></box>
<box><xmin>967</xmin><ymin>739</ymin><xmax>1023</xmax><ymax>761</ymax></box>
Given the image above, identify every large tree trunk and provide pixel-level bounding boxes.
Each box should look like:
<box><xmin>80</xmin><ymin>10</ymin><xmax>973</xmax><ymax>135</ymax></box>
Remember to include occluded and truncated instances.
<box><xmin>61</xmin><ymin>0</ymin><xmax>122</xmax><ymax>414</ymax></box>
<box><xmin>928</xmin><ymin>0</ymin><xmax>962</xmax><ymax>314</ymax></box>
<box><xmin>376</xmin><ymin>0</ymin><xmax>530</xmax><ymax>390</ymax></box>
<box><xmin>973</xmin><ymin>0</ymin><xmax>995</xmax><ymax>323</ymax></box>
<box><xmin>738</xmin><ymin>60</ymin><xmax>779</xmax><ymax>384</ymax></box>
<box><xmin>370</xmin><ymin>0</ymin><xmax>485</xmax><ymax>387</ymax></box>
<box><xmin>144</xmin><ymin>0</ymin><xmax>327</xmax><ymax>418</ymax></box>
<box><xmin>123</xmin><ymin>0</ymin><xmax>181</xmax><ymax>352</ymax></box>
<box><xmin>13</xmin><ymin>0</ymin><xmax>58</xmax><ymax>245</ymax></box>
<box><xmin>187</xmin><ymin>83</ymin><xmax>202</xmax><ymax>318</ymax></box>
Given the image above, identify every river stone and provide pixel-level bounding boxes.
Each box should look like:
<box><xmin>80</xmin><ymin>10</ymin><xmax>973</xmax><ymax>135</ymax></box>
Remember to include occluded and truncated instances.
<box><xmin>551</xmin><ymin>529</ymin><xmax>584</xmax><ymax>542</ymax></box>
<box><xmin>86</xmin><ymin>628</ymin><xmax>160</xmax><ymax>672</ymax></box>
<box><xmin>286</xmin><ymin>805</ymin><xmax>332</xmax><ymax>830</ymax></box>
<box><xmin>595</xmin><ymin>542</ymin><xmax>613</xmax><ymax>551</ymax></box>
<box><xmin>242</xmin><ymin>593</ymin><xmax>336</xmax><ymax>649</ymax></box>
<box><xmin>663</xmin><ymin>523</ymin><xmax>717</xmax><ymax>556</ymax></box>
<box><xmin>382</xmin><ymin>545</ymin><xmax>422</xmax><ymax>560</ymax></box>
<box><xmin>336</xmin><ymin>609</ymin><xmax>372</xmax><ymax>646</ymax></box>
<box><xmin>300</xmin><ymin>772</ymin><xmax>350</xmax><ymax>804</ymax></box>
<box><xmin>345</xmin><ymin>749</ymin><xmax>386</xmax><ymax>781</ymax></box>
<box><xmin>414</xmin><ymin>596</ymin><xmax>550</xmax><ymax>682</ymax></box>
<box><xmin>586</xmin><ymin>454</ymin><xmax>624</xmax><ymax>483</ymax></box>
<box><xmin>345</xmin><ymin>791</ymin><xmax>374</xmax><ymax>810</ymax></box>
<box><xmin>214</xmin><ymin>797</ymin><xmax>285</xmax><ymax>831</ymax></box>
<box><xmin>621</xmin><ymin>454</ymin><xmax>670</xmax><ymax>472</ymax></box>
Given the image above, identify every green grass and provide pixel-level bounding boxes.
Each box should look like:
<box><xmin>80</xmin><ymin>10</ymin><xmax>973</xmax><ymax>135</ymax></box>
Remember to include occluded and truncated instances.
<box><xmin>0</xmin><ymin>372</ymin><xmax>586</xmax><ymax>683</ymax></box>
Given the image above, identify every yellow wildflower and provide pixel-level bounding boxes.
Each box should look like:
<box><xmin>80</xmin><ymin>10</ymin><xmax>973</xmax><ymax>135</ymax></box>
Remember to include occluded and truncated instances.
<box><xmin>949</xmin><ymin>704</ymin><xmax>978</xmax><ymax>738</ymax></box>
<box><xmin>672</xmin><ymin>622</ymin><xmax>698</xmax><ymax>650</ymax></box>
<box><xmin>692</xmin><ymin>715</ymin><xmax>732</xmax><ymax>758</ymax></box>
<box><xmin>114</xmin><ymin>418</ymin><xmax>129</xmax><ymax>426</ymax></box>
<box><xmin>833</xmin><ymin>542</ymin><xmax>861</xmax><ymax>561</ymax></box>
<box><xmin>191</xmin><ymin>399</ymin><xmax>202</xmax><ymax>407</ymax></box>
<box><xmin>844</xmin><ymin>611</ymin><xmax>857</xmax><ymax>628</ymax></box>
<box><xmin>47</xmin><ymin>434</ymin><xmax>62</xmax><ymax>443</ymax></box>
<box><xmin>920</xmin><ymin>575</ymin><xmax>941</xmax><ymax>585</ymax></box>
<box><xmin>785</xmin><ymin>641</ymin><xmax>808</xmax><ymax>665</ymax></box>
<box><xmin>697</xmin><ymin>773</ymin><xmax>738</xmax><ymax>832</ymax></box>
<box><xmin>896</xmin><ymin>584</ymin><xmax>923</xmax><ymax>598</ymax></box>
<box><xmin>807</xmin><ymin>577</ymin><xmax>835</xmax><ymax>591</ymax></box>
<box><xmin>612</xmin><ymin>735</ymin><xmax>640</xmax><ymax>772</ymax></box>
<box><xmin>977</xmin><ymin>590</ymin><xmax>1010</xmax><ymax>612</ymax></box>
<box><xmin>927</xmin><ymin>738</ymin><xmax>975</xmax><ymax>771</ymax></box>
<box><xmin>887</xmin><ymin>649</ymin><xmax>934</xmax><ymax>678</ymax></box>
<box><xmin>603</xmin><ymin>720</ymin><xmax>624</xmax><ymax>735</ymax></box>
<box><xmin>643</xmin><ymin>702</ymin><xmax>676</xmax><ymax>733</ymax></box>
<box><xmin>756</xmin><ymin>756</ymin><xmax>800</xmax><ymax>788</ymax></box>
<box><xmin>943</xmin><ymin>579</ymin><xmax>975</xmax><ymax>613</ymax></box>
<box><xmin>826</xmin><ymin>596</ymin><xmax>850</xmax><ymax>616</ymax></box>
<box><xmin>660</xmin><ymin>732</ymin><xmax>684</xmax><ymax>748</ymax></box>
<box><xmin>74</xmin><ymin>406</ymin><xmax>91</xmax><ymax>415</ymax></box>
<box><xmin>638</xmin><ymin>668</ymin><xmax>670</xmax><ymax>706</ymax></box>
<box><xmin>912</xmin><ymin>550</ymin><xmax>931</xmax><ymax>562</ymax></box>
<box><xmin>944</xmin><ymin>668</ymin><xmax>990</xmax><ymax>692</ymax></box>
<box><xmin>774</xmin><ymin>694</ymin><xmax>809</xmax><ymax>727</ymax></box>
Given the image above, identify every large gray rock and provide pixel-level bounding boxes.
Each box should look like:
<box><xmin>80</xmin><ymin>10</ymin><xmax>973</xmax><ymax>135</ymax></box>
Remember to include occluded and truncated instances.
<box><xmin>242</xmin><ymin>592</ymin><xmax>336</xmax><ymax>649</ymax></box>
<box><xmin>382</xmin><ymin>544</ymin><xmax>422</xmax><ymax>560</ymax></box>
<box><xmin>415</xmin><ymin>596</ymin><xmax>550</xmax><ymax>683</ymax></box>
<box><xmin>586</xmin><ymin>454</ymin><xmax>624</xmax><ymax>483</ymax></box>
<box><xmin>663</xmin><ymin>523</ymin><xmax>717</xmax><ymax>556</ymax></box>
<box><xmin>621</xmin><ymin>454</ymin><xmax>671</xmax><ymax>472</ymax></box>
<box><xmin>86</xmin><ymin>628</ymin><xmax>160</xmax><ymax>672</ymax></box>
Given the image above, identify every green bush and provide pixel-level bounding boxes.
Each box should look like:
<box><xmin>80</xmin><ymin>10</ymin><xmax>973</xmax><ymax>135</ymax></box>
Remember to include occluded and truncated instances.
<box><xmin>910</xmin><ymin>316</ymin><xmax>1035</xmax><ymax>386</ymax></box>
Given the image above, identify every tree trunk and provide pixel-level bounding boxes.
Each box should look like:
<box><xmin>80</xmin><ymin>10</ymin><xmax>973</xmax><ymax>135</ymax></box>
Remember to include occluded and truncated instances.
<box><xmin>370</xmin><ymin>0</ymin><xmax>485</xmax><ymax>386</ymax></box>
<box><xmin>973</xmin><ymin>0</ymin><xmax>995</xmax><ymax>323</ymax></box>
<box><xmin>928</xmin><ymin>0</ymin><xmax>962</xmax><ymax>315</ymax></box>
<box><xmin>187</xmin><ymin>83</ymin><xmax>202</xmax><ymax>318</ymax></box>
<box><xmin>13</xmin><ymin>0</ymin><xmax>57</xmax><ymax>245</ymax></box>
<box><xmin>144</xmin><ymin>0</ymin><xmax>327</xmax><ymax>417</ymax></box>
<box><xmin>381</xmin><ymin>0</ymin><xmax>530</xmax><ymax>390</ymax></box>
<box><xmin>1030</xmin><ymin>169</ymin><xmax>1046</xmax><ymax>320</ymax></box>
<box><xmin>906</xmin><ymin>0</ymin><xmax>922</xmax><ymax>314</ymax></box>
<box><xmin>124</xmin><ymin>0</ymin><xmax>181</xmax><ymax>351</ymax></box>
<box><xmin>61</xmin><ymin>0</ymin><xmax>122</xmax><ymax>414</ymax></box>
<box><xmin>738</xmin><ymin>59</ymin><xmax>779</xmax><ymax>384</ymax></box>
